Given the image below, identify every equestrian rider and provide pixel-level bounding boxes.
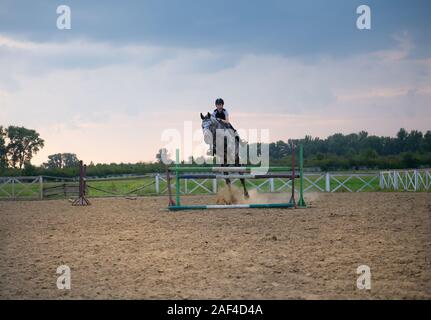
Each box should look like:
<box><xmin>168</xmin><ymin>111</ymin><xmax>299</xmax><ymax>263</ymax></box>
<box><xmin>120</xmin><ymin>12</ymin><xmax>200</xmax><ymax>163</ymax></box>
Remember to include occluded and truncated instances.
<box><xmin>212</xmin><ymin>98</ymin><xmax>236</xmax><ymax>131</ymax></box>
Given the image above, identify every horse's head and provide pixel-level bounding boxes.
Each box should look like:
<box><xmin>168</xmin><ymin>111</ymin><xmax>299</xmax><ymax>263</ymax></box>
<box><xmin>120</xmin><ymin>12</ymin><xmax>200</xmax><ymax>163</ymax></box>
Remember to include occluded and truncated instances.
<box><xmin>200</xmin><ymin>112</ymin><xmax>218</xmax><ymax>145</ymax></box>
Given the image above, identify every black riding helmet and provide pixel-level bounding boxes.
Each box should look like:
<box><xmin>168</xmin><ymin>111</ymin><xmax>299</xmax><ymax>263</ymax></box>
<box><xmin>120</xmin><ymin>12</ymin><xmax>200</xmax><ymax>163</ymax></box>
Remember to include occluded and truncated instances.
<box><xmin>215</xmin><ymin>98</ymin><xmax>224</xmax><ymax>106</ymax></box>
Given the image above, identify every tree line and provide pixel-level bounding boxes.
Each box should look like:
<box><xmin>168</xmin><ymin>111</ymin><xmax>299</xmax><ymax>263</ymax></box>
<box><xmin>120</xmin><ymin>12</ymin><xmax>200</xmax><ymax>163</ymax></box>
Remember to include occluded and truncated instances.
<box><xmin>265</xmin><ymin>129</ymin><xmax>431</xmax><ymax>170</ymax></box>
<box><xmin>1</xmin><ymin>125</ymin><xmax>430</xmax><ymax>177</ymax></box>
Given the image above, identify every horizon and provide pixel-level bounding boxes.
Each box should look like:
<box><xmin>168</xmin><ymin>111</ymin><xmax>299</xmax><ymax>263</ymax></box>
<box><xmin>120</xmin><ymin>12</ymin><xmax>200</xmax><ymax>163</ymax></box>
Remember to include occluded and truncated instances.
<box><xmin>3</xmin><ymin>126</ymin><xmax>425</xmax><ymax>166</ymax></box>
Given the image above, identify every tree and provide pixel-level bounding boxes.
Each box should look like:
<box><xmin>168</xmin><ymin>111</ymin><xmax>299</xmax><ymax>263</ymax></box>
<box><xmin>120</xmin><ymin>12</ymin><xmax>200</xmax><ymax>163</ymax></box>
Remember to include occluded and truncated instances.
<box><xmin>0</xmin><ymin>126</ymin><xmax>7</xmax><ymax>169</ymax></box>
<box><xmin>402</xmin><ymin>152</ymin><xmax>420</xmax><ymax>168</ymax></box>
<box><xmin>358</xmin><ymin>131</ymin><xmax>368</xmax><ymax>141</ymax></box>
<box><xmin>406</xmin><ymin>130</ymin><xmax>423</xmax><ymax>152</ymax></box>
<box><xmin>424</xmin><ymin>131</ymin><xmax>431</xmax><ymax>152</ymax></box>
<box><xmin>363</xmin><ymin>148</ymin><xmax>378</xmax><ymax>159</ymax></box>
<box><xmin>396</xmin><ymin>128</ymin><xmax>408</xmax><ymax>152</ymax></box>
<box><xmin>43</xmin><ymin>153</ymin><xmax>62</xmax><ymax>169</ymax></box>
<box><xmin>363</xmin><ymin>135</ymin><xmax>382</xmax><ymax>155</ymax></box>
<box><xmin>327</xmin><ymin>133</ymin><xmax>348</xmax><ymax>155</ymax></box>
<box><xmin>269</xmin><ymin>140</ymin><xmax>289</xmax><ymax>159</ymax></box>
<box><xmin>6</xmin><ymin>126</ymin><xmax>45</xmax><ymax>169</ymax></box>
<box><xmin>43</xmin><ymin>153</ymin><xmax>79</xmax><ymax>169</ymax></box>
<box><xmin>22</xmin><ymin>162</ymin><xmax>38</xmax><ymax>176</ymax></box>
<box><xmin>62</xmin><ymin>153</ymin><xmax>79</xmax><ymax>167</ymax></box>
<box><xmin>155</xmin><ymin>148</ymin><xmax>170</xmax><ymax>164</ymax></box>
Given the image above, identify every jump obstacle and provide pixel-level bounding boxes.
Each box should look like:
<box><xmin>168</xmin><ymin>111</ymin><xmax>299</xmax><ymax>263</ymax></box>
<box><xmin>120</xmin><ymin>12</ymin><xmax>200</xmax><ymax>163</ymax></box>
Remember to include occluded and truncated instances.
<box><xmin>72</xmin><ymin>160</ymin><xmax>91</xmax><ymax>206</ymax></box>
<box><xmin>70</xmin><ymin>161</ymin><xmax>157</xmax><ymax>205</ymax></box>
<box><xmin>167</xmin><ymin>144</ymin><xmax>306</xmax><ymax>211</ymax></box>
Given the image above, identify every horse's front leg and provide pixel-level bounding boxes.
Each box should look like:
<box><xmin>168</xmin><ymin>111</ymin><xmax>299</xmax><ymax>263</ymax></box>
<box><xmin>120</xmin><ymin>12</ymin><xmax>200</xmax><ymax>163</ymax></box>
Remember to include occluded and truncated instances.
<box><xmin>225</xmin><ymin>177</ymin><xmax>231</xmax><ymax>190</ymax></box>
<box><xmin>222</xmin><ymin>163</ymin><xmax>231</xmax><ymax>191</ymax></box>
<box><xmin>224</xmin><ymin>176</ymin><xmax>235</xmax><ymax>204</ymax></box>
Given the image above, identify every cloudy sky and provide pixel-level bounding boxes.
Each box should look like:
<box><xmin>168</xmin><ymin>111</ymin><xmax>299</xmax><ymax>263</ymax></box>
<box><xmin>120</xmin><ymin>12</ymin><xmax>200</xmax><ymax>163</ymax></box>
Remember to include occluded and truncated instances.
<box><xmin>1</xmin><ymin>0</ymin><xmax>430</xmax><ymax>164</ymax></box>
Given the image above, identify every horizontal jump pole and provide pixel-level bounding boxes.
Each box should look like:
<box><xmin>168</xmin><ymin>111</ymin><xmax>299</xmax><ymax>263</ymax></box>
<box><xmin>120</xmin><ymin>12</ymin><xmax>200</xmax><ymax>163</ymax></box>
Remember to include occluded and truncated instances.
<box><xmin>169</xmin><ymin>166</ymin><xmax>293</xmax><ymax>173</ymax></box>
<box><xmin>179</xmin><ymin>174</ymin><xmax>300</xmax><ymax>179</ymax></box>
<box><xmin>168</xmin><ymin>203</ymin><xmax>295</xmax><ymax>211</ymax></box>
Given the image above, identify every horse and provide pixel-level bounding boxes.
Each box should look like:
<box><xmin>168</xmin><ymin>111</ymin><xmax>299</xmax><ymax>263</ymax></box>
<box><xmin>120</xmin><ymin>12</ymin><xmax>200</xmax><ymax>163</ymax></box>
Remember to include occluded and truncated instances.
<box><xmin>200</xmin><ymin>112</ymin><xmax>249</xmax><ymax>200</ymax></box>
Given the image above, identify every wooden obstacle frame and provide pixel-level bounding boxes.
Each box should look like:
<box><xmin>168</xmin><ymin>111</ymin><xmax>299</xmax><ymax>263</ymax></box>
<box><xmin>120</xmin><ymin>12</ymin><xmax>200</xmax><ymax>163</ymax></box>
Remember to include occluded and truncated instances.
<box><xmin>43</xmin><ymin>182</ymin><xmax>81</xmax><ymax>199</ymax></box>
<box><xmin>72</xmin><ymin>160</ymin><xmax>91</xmax><ymax>206</ymax></box>
<box><xmin>167</xmin><ymin>144</ymin><xmax>306</xmax><ymax>211</ymax></box>
<box><xmin>69</xmin><ymin>161</ymin><xmax>157</xmax><ymax>205</ymax></box>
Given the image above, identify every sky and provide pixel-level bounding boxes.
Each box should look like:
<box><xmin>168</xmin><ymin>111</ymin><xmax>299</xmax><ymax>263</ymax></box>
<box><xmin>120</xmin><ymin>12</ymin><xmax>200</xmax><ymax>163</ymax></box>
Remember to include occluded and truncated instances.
<box><xmin>0</xmin><ymin>0</ymin><xmax>430</xmax><ymax>164</ymax></box>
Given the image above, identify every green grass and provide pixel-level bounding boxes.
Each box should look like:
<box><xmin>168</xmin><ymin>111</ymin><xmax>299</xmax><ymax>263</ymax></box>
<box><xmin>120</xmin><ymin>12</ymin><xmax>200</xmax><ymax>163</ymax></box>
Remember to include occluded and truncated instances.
<box><xmin>0</xmin><ymin>179</ymin><xmax>40</xmax><ymax>199</ymax></box>
<box><xmin>86</xmin><ymin>177</ymin><xmax>158</xmax><ymax>197</ymax></box>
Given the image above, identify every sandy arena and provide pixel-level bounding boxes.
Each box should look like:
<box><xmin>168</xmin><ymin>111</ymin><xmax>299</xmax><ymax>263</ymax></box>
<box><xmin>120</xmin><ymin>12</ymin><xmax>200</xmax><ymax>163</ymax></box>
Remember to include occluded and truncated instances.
<box><xmin>0</xmin><ymin>192</ymin><xmax>430</xmax><ymax>299</ymax></box>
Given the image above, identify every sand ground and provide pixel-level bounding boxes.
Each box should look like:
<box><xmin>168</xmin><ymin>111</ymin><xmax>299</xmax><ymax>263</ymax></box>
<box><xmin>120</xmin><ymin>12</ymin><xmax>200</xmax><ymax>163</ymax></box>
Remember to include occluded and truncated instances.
<box><xmin>0</xmin><ymin>192</ymin><xmax>430</xmax><ymax>299</ymax></box>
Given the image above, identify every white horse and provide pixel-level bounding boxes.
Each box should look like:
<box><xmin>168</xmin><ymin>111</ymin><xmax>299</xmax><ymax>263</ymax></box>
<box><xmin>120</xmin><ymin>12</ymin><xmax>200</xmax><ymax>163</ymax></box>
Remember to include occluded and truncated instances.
<box><xmin>200</xmin><ymin>112</ymin><xmax>249</xmax><ymax>199</ymax></box>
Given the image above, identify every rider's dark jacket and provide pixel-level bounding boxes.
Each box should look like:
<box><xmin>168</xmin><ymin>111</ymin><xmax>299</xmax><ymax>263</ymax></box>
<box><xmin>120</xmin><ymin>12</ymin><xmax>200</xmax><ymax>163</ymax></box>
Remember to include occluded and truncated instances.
<box><xmin>212</xmin><ymin>108</ymin><xmax>229</xmax><ymax>121</ymax></box>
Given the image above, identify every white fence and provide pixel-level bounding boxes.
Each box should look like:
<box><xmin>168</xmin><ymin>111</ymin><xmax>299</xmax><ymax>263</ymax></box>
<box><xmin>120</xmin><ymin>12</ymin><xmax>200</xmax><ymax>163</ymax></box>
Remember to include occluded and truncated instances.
<box><xmin>0</xmin><ymin>169</ymin><xmax>429</xmax><ymax>200</ymax></box>
<box><xmin>0</xmin><ymin>176</ymin><xmax>43</xmax><ymax>200</ymax></box>
<box><xmin>155</xmin><ymin>169</ymin><xmax>430</xmax><ymax>195</ymax></box>
<box><xmin>379</xmin><ymin>170</ymin><xmax>431</xmax><ymax>192</ymax></box>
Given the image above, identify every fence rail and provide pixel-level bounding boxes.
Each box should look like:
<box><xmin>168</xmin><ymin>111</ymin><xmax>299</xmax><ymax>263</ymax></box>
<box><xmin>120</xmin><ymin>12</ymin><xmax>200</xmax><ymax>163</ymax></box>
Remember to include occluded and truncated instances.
<box><xmin>0</xmin><ymin>169</ymin><xmax>429</xmax><ymax>201</ymax></box>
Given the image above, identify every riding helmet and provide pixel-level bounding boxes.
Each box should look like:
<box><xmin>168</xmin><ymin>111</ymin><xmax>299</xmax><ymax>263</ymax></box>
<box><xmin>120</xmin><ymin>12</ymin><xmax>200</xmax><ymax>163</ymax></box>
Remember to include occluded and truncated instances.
<box><xmin>215</xmin><ymin>98</ymin><xmax>224</xmax><ymax>106</ymax></box>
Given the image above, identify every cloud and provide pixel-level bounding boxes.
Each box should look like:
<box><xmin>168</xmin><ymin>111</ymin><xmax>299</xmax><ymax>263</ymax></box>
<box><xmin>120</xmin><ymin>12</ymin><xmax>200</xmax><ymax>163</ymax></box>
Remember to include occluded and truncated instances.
<box><xmin>0</xmin><ymin>31</ymin><xmax>430</xmax><ymax>164</ymax></box>
<box><xmin>2</xmin><ymin>0</ymin><xmax>431</xmax><ymax>57</ymax></box>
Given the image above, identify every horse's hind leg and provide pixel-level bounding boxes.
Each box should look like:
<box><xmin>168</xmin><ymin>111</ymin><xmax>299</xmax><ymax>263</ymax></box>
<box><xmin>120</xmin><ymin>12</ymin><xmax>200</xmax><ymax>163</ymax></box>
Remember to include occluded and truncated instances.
<box><xmin>234</xmin><ymin>136</ymin><xmax>248</xmax><ymax>199</ymax></box>
<box><xmin>240</xmin><ymin>178</ymin><xmax>249</xmax><ymax>199</ymax></box>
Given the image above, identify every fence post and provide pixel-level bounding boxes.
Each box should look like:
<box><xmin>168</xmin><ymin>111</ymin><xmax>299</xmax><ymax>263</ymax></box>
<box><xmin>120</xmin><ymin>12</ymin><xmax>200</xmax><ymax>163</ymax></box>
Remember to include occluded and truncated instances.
<box><xmin>12</xmin><ymin>178</ymin><xmax>15</xmax><ymax>199</ymax></box>
<box><xmin>184</xmin><ymin>179</ymin><xmax>188</xmax><ymax>194</ymax></box>
<box><xmin>426</xmin><ymin>170</ymin><xmax>429</xmax><ymax>191</ymax></box>
<box><xmin>325</xmin><ymin>172</ymin><xmax>330</xmax><ymax>192</ymax></box>
<box><xmin>39</xmin><ymin>176</ymin><xmax>43</xmax><ymax>200</ymax></box>
<box><xmin>175</xmin><ymin>149</ymin><xmax>180</xmax><ymax>205</ymax></box>
<box><xmin>414</xmin><ymin>170</ymin><xmax>418</xmax><ymax>191</ymax></box>
<box><xmin>155</xmin><ymin>174</ymin><xmax>160</xmax><ymax>194</ymax></box>
<box><xmin>394</xmin><ymin>171</ymin><xmax>398</xmax><ymax>190</ymax></box>
<box><xmin>270</xmin><ymin>178</ymin><xmax>274</xmax><ymax>193</ymax></box>
<box><xmin>212</xmin><ymin>179</ymin><xmax>217</xmax><ymax>193</ymax></box>
<box><xmin>404</xmin><ymin>170</ymin><xmax>410</xmax><ymax>191</ymax></box>
<box><xmin>379</xmin><ymin>172</ymin><xmax>384</xmax><ymax>190</ymax></box>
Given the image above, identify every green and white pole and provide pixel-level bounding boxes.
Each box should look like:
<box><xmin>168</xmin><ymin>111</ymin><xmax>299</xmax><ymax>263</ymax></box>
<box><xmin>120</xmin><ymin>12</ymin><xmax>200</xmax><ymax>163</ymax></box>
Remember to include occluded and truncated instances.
<box><xmin>297</xmin><ymin>144</ymin><xmax>306</xmax><ymax>208</ymax></box>
<box><xmin>168</xmin><ymin>203</ymin><xmax>295</xmax><ymax>211</ymax></box>
<box><xmin>168</xmin><ymin>166</ymin><xmax>293</xmax><ymax>172</ymax></box>
<box><xmin>175</xmin><ymin>148</ymin><xmax>180</xmax><ymax>206</ymax></box>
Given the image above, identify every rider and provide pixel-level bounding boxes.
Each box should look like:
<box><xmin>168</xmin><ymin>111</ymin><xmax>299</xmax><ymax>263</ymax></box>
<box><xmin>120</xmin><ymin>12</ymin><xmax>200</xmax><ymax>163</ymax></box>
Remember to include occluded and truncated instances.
<box><xmin>212</xmin><ymin>98</ymin><xmax>236</xmax><ymax>131</ymax></box>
